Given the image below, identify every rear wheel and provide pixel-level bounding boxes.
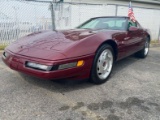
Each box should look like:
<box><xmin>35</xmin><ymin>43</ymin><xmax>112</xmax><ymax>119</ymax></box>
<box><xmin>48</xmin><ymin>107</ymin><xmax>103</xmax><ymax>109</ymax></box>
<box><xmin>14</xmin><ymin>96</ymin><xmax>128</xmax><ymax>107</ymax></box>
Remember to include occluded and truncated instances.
<box><xmin>135</xmin><ymin>38</ymin><xmax>150</xmax><ymax>58</ymax></box>
<box><xmin>90</xmin><ymin>44</ymin><xmax>114</xmax><ymax>84</ymax></box>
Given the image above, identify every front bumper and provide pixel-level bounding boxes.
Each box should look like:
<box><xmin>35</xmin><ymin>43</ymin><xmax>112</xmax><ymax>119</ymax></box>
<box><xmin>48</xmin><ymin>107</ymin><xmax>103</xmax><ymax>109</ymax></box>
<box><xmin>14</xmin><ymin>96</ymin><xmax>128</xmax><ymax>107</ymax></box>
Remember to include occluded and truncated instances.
<box><xmin>2</xmin><ymin>50</ymin><xmax>94</xmax><ymax>80</ymax></box>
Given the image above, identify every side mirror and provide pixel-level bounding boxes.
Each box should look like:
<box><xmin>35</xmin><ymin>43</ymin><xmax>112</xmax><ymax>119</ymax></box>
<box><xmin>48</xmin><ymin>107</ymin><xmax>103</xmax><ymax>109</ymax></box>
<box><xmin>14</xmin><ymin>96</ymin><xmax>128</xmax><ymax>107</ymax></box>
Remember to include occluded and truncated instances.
<box><xmin>129</xmin><ymin>26</ymin><xmax>138</xmax><ymax>31</ymax></box>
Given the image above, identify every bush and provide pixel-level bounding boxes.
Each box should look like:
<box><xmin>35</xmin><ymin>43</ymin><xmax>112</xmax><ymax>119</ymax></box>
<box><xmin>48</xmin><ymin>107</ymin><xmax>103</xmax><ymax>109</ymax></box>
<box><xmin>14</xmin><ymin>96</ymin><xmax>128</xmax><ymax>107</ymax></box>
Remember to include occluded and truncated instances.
<box><xmin>0</xmin><ymin>45</ymin><xmax>7</xmax><ymax>50</ymax></box>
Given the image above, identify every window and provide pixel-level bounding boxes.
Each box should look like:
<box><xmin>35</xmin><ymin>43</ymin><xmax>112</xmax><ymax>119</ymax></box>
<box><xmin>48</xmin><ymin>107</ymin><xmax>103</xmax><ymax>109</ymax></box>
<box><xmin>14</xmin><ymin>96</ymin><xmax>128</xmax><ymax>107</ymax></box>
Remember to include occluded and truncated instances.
<box><xmin>128</xmin><ymin>20</ymin><xmax>137</xmax><ymax>29</ymax></box>
<box><xmin>79</xmin><ymin>19</ymin><xmax>100</xmax><ymax>29</ymax></box>
<box><xmin>78</xmin><ymin>17</ymin><xmax>127</xmax><ymax>30</ymax></box>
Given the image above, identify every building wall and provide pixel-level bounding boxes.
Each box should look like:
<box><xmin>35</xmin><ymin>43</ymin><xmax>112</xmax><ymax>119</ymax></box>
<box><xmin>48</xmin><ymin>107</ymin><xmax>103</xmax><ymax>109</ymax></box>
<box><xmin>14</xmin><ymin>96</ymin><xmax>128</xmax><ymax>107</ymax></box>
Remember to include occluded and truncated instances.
<box><xmin>117</xmin><ymin>5</ymin><xmax>160</xmax><ymax>40</ymax></box>
<box><xmin>61</xmin><ymin>0</ymin><xmax>160</xmax><ymax>40</ymax></box>
<box><xmin>0</xmin><ymin>0</ymin><xmax>159</xmax><ymax>44</ymax></box>
<box><xmin>66</xmin><ymin>0</ymin><xmax>160</xmax><ymax>9</ymax></box>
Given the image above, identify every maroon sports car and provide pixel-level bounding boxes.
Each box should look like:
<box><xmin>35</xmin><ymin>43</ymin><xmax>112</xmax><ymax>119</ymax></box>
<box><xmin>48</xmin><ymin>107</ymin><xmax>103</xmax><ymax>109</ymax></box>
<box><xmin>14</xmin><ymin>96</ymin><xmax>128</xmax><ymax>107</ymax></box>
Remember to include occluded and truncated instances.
<box><xmin>2</xmin><ymin>16</ymin><xmax>150</xmax><ymax>84</ymax></box>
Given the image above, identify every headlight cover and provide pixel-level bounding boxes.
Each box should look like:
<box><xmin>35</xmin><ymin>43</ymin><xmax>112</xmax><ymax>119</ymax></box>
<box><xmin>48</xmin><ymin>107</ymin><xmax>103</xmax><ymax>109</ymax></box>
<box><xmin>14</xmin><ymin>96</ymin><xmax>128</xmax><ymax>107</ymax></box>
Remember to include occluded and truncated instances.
<box><xmin>26</xmin><ymin>60</ymin><xmax>84</xmax><ymax>71</ymax></box>
<box><xmin>26</xmin><ymin>62</ymin><xmax>52</xmax><ymax>71</ymax></box>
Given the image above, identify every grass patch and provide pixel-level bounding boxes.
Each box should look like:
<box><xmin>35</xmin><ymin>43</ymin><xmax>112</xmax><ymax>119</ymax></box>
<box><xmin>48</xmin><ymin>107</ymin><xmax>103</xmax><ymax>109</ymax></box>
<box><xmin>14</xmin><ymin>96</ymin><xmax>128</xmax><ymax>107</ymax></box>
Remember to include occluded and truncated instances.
<box><xmin>0</xmin><ymin>44</ymin><xmax>8</xmax><ymax>50</ymax></box>
<box><xmin>151</xmin><ymin>40</ymin><xmax>159</xmax><ymax>44</ymax></box>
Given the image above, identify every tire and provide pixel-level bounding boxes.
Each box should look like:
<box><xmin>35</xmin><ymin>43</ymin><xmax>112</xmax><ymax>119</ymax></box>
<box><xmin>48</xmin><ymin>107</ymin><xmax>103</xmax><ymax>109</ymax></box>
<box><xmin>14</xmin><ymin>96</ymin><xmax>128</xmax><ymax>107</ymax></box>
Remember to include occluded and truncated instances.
<box><xmin>135</xmin><ymin>37</ymin><xmax>150</xmax><ymax>58</ymax></box>
<box><xmin>90</xmin><ymin>44</ymin><xmax>114</xmax><ymax>84</ymax></box>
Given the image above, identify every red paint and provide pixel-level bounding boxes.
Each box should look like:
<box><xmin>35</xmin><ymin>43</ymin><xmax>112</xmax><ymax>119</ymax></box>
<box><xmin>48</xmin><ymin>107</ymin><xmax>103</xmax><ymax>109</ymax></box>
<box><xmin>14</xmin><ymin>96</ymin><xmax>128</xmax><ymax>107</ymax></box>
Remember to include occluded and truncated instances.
<box><xmin>2</xmin><ymin>17</ymin><xmax>150</xmax><ymax>80</ymax></box>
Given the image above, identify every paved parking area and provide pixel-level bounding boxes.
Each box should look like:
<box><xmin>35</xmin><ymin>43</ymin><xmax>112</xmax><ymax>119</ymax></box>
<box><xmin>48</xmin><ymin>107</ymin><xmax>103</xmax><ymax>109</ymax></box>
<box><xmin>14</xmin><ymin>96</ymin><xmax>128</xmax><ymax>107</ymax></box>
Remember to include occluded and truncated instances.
<box><xmin>0</xmin><ymin>47</ymin><xmax>160</xmax><ymax>120</ymax></box>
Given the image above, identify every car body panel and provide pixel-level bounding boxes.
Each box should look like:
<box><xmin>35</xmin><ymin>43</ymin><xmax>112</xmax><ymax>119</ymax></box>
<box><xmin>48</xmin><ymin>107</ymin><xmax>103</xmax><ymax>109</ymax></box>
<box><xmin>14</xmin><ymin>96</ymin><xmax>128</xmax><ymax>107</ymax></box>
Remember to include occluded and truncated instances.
<box><xmin>2</xmin><ymin>16</ymin><xmax>150</xmax><ymax>80</ymax></box>
<box><xmin>2</xmin><ymin>50</ymin><xmax>94</xmax><ymax>80</ymax></box>
<box><xmin>5</xmin><ymin>29</ymin><xmax>126</xmax><ymax>60</ymax></box>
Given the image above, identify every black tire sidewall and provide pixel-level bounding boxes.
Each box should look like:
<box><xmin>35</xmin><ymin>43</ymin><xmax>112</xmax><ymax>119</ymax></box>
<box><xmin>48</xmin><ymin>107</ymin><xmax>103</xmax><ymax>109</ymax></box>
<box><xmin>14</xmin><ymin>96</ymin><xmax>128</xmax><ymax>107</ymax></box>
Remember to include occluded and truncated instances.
<box><xmin>144</xmin><ymin>38</ymin><xmax>150</xmax><ymax>57</ymax></box>
<box><xmin>135</xmin><ymin>37</ymin><xmax>150</xmax><ymax>58</ymax></box>
<box><xmin>90</xmin><ymin>44</ymin><xmax>114</xmax><ymax>84</ymax></box>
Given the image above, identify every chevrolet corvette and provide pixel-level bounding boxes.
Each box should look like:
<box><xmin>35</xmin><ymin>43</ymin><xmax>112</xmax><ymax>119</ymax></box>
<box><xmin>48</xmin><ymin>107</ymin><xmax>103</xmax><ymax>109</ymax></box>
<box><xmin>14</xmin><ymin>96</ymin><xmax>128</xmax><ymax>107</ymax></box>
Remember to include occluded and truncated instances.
<box><xmin>2</xmin><ymin>16</ymin><xmax>150</xmax><ymax>84</ymax></box>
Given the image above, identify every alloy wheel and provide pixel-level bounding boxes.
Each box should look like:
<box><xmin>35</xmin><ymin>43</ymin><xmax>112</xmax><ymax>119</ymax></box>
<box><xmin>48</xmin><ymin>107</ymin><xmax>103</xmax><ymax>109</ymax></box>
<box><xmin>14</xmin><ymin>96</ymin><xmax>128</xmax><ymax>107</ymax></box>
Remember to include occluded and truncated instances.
<box><xmin>97</xmin><ymin>49</ymin><xmax>113</xmax><ymax>80</ymax></box>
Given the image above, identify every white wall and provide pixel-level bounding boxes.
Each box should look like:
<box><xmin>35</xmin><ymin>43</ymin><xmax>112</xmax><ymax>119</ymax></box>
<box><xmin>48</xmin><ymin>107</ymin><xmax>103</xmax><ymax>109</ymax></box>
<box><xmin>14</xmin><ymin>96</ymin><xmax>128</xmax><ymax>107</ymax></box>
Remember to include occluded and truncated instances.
<box><xmin>70</xmin><ymin>4</ymin><xmax>115</xmax><ymax>28</ymax></box>
<box><xmin>66</xmin><ymin>0</ymin><xmax>160</xmax><ymax>9</ymax></box>
<box><xmin>55</xmin><ymin>3</ymin><xmax>160</xmax><ymax>40</ymax></box>
<box><xmin>117</xmin><ymin>5</ymin><xmax>160</xmax><ymax>40</ymax></box>
<box><xmin>1</xmin><ymin>0</ymin><xmax>159</xmax><ymax>42</ymax></box>
<box><xmin>56</xmin><ymin>4</ymin><xmax>116</xmax><ymax>29</ymax></box>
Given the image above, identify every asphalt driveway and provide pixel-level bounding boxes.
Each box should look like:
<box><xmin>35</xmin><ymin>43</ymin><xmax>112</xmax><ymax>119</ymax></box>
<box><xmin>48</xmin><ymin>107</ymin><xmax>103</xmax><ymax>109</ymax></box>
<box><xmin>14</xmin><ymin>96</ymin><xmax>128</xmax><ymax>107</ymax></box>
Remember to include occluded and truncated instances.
<box><xmin>0</xmin><ymin>47</ymin><xmax>160</xmax><ymax>120</ymax></box>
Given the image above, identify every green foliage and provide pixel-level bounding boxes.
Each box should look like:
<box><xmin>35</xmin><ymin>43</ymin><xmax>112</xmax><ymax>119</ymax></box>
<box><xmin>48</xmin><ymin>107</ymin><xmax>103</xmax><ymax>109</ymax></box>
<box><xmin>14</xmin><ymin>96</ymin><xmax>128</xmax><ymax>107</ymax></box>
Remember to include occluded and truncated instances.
<box><xmin>150</xmin><ymin>40</ymin><xmax>159</xmax><ymax>44</ymax></box>
<box><xmin>0</xmin><ymin>44</ymin><xmax>7</xmax><ymax>50</ymax></box>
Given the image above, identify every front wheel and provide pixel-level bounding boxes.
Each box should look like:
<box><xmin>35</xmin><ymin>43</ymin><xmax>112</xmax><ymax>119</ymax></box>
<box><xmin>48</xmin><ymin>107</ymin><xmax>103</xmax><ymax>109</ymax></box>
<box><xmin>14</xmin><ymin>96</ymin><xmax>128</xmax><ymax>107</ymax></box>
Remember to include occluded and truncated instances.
<box><xmin>90</xmin><ymin>44</ymin><xmax>114</xmax><ymax>84</ymax></box>
<box><xmin>135</xmin><ymin>38</ymin><xmax>150</xmax><ymax>58</ymax></box>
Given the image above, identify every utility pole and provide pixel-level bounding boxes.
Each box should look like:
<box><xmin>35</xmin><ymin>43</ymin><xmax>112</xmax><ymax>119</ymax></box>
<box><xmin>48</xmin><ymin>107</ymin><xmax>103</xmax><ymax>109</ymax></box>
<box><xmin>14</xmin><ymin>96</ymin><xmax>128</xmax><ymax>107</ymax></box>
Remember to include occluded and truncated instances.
<box><xmin>13</xmin><ymin>6</ymin><xmax>19</xmax><ymax>40</ymax></box>
<box><xmin>50</xmin><ymin>2</ymin><xmax>56</xmax><ymax>30</ymax></box>
<box><xmin>13</xmin><ymin>6</ymin><xmax>19</xmax><ymax>27</ymax></box>
<box><xmin>115</xmin><ymin>5</ymin><xmax>118</xmax><ymax>16</ymax></box>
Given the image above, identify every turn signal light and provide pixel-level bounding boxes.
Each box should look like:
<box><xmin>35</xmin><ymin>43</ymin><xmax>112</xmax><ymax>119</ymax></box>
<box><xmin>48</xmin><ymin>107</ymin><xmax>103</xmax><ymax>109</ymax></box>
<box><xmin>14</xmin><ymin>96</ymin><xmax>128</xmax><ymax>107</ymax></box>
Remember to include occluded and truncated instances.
<box><xmin>77</xmin><ymin>60</ymin><xmax>84</xmax><ymax>67</ymax></box>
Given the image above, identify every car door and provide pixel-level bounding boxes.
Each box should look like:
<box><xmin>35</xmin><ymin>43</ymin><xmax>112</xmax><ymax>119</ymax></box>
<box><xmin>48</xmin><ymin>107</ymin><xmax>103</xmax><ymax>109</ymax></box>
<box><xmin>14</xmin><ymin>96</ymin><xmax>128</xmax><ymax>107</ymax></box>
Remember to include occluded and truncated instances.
<box><xmin>111</xmin><ymin>18</ymin><xmax>135</xmax><ymax>60</ymax></box>
<box><xmin>123</xmin><ymin>20</ymin><xmax>142</xmax><ymax>56</ymax></box>
<box><xmin>136</xmin><ymin>22</ymin><xmax>146</xmax><ymax>50</ymax></box>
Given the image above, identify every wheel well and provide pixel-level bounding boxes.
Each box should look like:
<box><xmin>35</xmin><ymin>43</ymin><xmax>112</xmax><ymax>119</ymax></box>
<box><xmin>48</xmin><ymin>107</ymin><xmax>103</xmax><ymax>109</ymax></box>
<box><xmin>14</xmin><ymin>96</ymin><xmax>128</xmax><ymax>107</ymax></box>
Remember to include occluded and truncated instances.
<box><xmin>147</xmin><ymin>35</ymin><xmax>151</xmax><ymax>42</ymax></box>
<box><xmin>98</xmin><ymin>40</ymin><xmax>118</xmax><ymax>61</ymax></box>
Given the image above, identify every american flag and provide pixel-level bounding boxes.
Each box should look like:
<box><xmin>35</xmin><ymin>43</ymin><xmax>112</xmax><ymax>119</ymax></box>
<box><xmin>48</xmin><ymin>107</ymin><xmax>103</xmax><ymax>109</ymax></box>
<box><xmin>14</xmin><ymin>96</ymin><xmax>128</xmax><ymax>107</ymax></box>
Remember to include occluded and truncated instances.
<box><xmin>128</xmin><ymin>1</ymin><xmax>136</xmax><ymax>22</ymax></box>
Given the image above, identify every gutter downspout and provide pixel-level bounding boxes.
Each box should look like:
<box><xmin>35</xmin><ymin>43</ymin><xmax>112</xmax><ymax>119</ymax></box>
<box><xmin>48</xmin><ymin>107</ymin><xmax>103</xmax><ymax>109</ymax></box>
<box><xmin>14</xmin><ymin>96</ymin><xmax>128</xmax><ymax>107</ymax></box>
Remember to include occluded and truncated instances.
<box><xmin>50</xmin><ymin>2</ymin><xmax>56</xmax><ymax>31</ymax></box>
<box><xmin>158</xmin><ymin>25</ymin><xmax>160</xmax><ymax>41</ymax></box>
<box><xmin>115</xmin><ymin>4</ymin><xmax>118</xmax><ymax>16</ymax></box>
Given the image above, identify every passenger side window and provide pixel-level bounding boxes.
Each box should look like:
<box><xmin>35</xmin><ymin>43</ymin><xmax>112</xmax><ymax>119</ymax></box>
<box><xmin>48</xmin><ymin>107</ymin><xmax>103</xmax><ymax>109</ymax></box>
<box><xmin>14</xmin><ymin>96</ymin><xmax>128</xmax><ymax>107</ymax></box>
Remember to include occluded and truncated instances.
<box><xmin>101</xmin><ymin>19</ymin><xmax>126</xmax><ymax>30</ymax></box>
<box><xmin>128</xmin><ymin>20</ymin><xmax>137</xmax><ymax>29</ymax></box>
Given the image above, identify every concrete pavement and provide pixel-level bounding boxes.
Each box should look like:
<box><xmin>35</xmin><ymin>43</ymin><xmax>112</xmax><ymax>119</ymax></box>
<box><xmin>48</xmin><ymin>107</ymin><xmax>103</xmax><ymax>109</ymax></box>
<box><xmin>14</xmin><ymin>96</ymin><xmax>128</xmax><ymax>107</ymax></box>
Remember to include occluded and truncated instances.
<box><xmin>0</xmin><ymin>47</ymin><xmax>160</xmax><ymax>120</ymax></box>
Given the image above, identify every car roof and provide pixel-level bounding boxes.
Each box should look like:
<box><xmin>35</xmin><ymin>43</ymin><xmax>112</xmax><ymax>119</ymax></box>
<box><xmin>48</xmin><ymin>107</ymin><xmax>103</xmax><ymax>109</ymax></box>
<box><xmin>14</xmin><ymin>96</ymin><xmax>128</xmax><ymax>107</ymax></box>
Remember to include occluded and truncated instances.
<box><xmin>91</xmin><ymin>16</ymin><xmax>129</xmax><ymax>19</ymax></box>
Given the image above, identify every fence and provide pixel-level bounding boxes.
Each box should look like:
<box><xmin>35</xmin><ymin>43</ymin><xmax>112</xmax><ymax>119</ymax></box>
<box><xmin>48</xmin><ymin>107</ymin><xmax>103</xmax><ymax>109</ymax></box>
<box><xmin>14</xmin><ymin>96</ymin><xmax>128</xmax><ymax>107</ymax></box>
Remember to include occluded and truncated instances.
<box><xmin>0</xmin><ymin>0</ymin><xmax>160</xmax><ymax>45</ymax></box>
<box><xmin>0</xmin><ymin>0</ymin><xmax>52</xmax><ymax>45</ymax></box>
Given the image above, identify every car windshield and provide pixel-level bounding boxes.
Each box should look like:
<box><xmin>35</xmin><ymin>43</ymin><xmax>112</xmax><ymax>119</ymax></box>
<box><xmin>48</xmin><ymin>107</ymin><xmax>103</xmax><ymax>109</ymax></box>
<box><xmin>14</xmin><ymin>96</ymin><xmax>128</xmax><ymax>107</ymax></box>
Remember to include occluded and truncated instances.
<box><xmin>78</xmin><ymin>17</ymin><xmax>127</xmax><ymax>30</ymax></box>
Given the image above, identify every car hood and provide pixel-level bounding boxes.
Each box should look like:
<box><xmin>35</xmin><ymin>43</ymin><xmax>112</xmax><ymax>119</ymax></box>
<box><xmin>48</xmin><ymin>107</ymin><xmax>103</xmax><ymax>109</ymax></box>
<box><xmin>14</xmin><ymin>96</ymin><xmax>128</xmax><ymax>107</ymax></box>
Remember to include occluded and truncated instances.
<box><xmin>6</xmin><ymin>29</ymin><xmax>97</xmax><ymax>60</ymax></box>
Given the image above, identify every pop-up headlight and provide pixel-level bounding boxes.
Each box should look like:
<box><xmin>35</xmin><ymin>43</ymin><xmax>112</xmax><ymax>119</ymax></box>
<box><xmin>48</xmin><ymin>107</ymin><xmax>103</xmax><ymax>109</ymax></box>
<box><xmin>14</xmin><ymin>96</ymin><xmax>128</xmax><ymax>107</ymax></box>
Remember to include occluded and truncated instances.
<box><xmin>26</xmin><ymin>62</ymin><xmax>52</xmax><ymax>71</ymax></box>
